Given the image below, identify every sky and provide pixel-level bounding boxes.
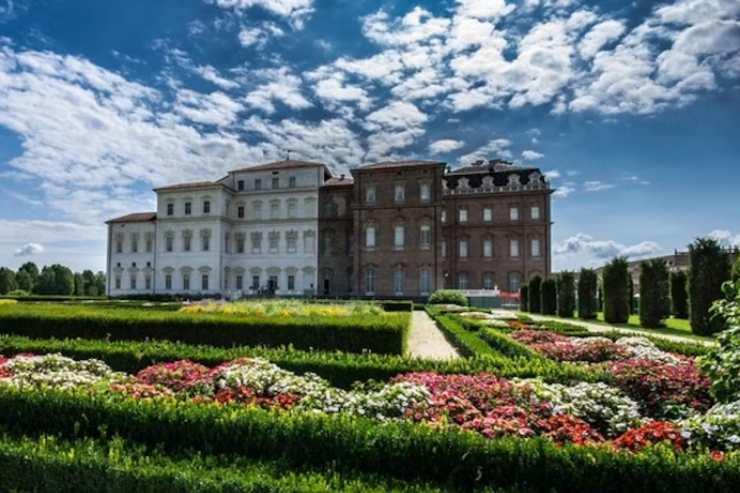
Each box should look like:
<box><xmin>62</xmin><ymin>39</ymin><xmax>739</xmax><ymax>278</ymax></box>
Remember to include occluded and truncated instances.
<box><xmin>0</xmin><ymin>0</ymin><xmax>739</xmax><ymax>273</ymax></box>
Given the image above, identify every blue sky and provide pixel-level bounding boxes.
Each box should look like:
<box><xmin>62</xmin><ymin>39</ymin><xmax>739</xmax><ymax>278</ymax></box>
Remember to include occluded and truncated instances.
<box><xmin>0</xmin><ymin>0</ymin><xmax>739</xmax><ymax>273</ymax></box>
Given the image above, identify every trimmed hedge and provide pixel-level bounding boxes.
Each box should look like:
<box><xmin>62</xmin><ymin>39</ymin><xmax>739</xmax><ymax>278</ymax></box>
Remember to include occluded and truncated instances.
<box><xmin>603</xmin><ymin>257</ymin><xmax>630</xmax><ymax>324</ymax></box>
<box><xmin>428</xmin><ymin>290</ymin><xmax>468</xmax><ymax>306</ymax></box>
<box><xmin>0</xmin><ymin>433</ymin><xmax>451</xmax><ymax>493</ymax></box>
<box><xmin>528</xmin><ymin>276</ymin><xmax>542</xmax><ymax>313</ymax></box>
<box><xmin>479</xmin><ymin>328</ymin><xmax>543</xmax><ymax>360</ymax></box>
<box><xmin>578</xmin><ymin>269</ymin><xmax>598</xmax><ymax>320</ymax></box>
<box><xmin>671</xmin><ymin>271</ymin><xmax>689</xmax><ymax>319</ymax></box>
<box><xmin>0</xmin><ymin>303</ymin><xmax>409</xmax><ymax>355</ymax></box>
<box><xmin>689</xmin><ymin>238</ymin><xmax>731</xmax><ymax>335</ymax></box>
<box><xmin>0</xmin><ymin>388</ymin><xmax>737</xmax><ymax>493</ymax></box>
<box><xmin>519</xmin><ymin>286</ymin><xmax>529</xmax><ymax>312</ymax></box>
<box><xmin>639</xmin><ymin>259</ymin><xmax>671</xmax><ymax>328</ymax></box>
<box><xmin>556</xmin><ymin>272</ymin><xmax>576</xmax><ymax>318</ymax></box>
<box><xmin>541</xmin><ymin>279</ymin><xmax>557</xmax><ymax>315</ymax></box>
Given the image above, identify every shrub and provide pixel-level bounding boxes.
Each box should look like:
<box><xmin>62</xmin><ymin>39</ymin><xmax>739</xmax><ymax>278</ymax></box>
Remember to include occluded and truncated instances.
<box><xmin>0</xmin><ymin>268</ymin><xmax>17</xmax><ymax>295</ymax></box>
<box><xmin>556</xmin><ymin>272</ymin><xmax>576</xmax><ymax>318</ymax></box>
<box><xmin>427</xmin><ymin>290</ymin><xmax>467</xmax><ymax>306</ymax></box>
<box><xmin>519</xmin><ymin>285</ymin><xmax>528</xmax><ymax>312</ymax></box>
<box><xmin>603</xmin><ymin>257</ymin><xmax>631</xmax><ymax>324</ymax></box>
<box><xmin>671</xmin><ymin>271</ymin><xmax>689</xmax><ymax>319</ymax></box>
<box><xmin>639</xmin><ymin>259</ymin><xmax>671</xmax><ymax>328</ymax></box>
<box><xmin>540</xmin><ymin>279</ymin><xmax>557</xmax><ymax>315</ymax></box>
<box><xmin>528</xmin><ymin>276</ymin><xmax>542</xmax><ymax>313</ymax></box>
<box><xmin>700</xmin><ymin>280</ymin><xmax>740</xmax><ymax>402</ymax></box>
<box><xmin>578</xmin><ymin>268</ymin><xmax>598</xmax><ymax>320</ymax></box>
<box><xmin>732</xmin><ymin>256</ymin><xmax>740</xmax><ymax>282</ymax></box>
<box><xmin>689</xmin><ymin>238</ymin><xmax>731</xmax><ymax>335</ymax></box>
<box><xmin>0</xmin><ymin>303</ymin><xmax>409</xmax><ymax>355</ymax></box>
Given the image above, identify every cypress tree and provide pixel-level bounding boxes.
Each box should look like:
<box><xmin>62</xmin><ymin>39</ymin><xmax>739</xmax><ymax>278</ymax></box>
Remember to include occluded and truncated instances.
<box><xmin>519</xmin><ymin>285</ymin><xmax>529</xmax><ymax>312</ymax></box>
<box><xmin>578</xmin><ymin>268</ymin><xmax>598</xmax><ymax>319</ymax></box>
<box><xmin>732</xmin><ymin>256</ymin><xmax>740</xmax><ymax>282</ymax></box>
<box><xmin>603</xmin><ymin>257</ymin><xmax>630</xmax><ymax>324</ymax></box>
<box><xmin>670</xmin><ymin>271</ymin><xmax>689</xmax><ymax>319</ymax></box>
<box><xmin>556</xmin><ymin>272</ymin><xmax>576</xmax><ymax>318</ymax></box>
<box><xmin>689</xmin><ymin>238</ymin><xmax>730</xmax><ymax>335</ymax></box>
<box><xmin>639</xmin><ymin>259</ymin><xmax>670</xmax><ymax>328</ymax></box>
<box><xmin>628</xmin><ymin>276</ymin><xmax>637</xmax><ymax>314</ymax></box>
<box><xmin>541</xmin><ymin>278</ymin><xmax>557</xmax><ymax>315</ymax></box>
<box><xmin>528</xmin><ymin>275</ymin><xmax>542</xmax><ymax>313</ymax></box>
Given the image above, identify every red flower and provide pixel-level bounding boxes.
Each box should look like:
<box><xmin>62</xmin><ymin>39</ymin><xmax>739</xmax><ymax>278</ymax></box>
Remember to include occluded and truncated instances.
<box><xmin>136</xmin><ymin>360</ymin><xmax>212</xmax><ymax>392</ymax></box>
<box><xmin>509</xmin><ymin>330</ymin><xmax>570</xmax><ymax>345</ymax></box>
<box><xmin>711</xmin><ymin>450</ymin><xmax>725</xmax><ymax>462</ymax></box>
<box><xmin>613</xmin><ymin>421</ymin><xmax>685</xmax><ymax>452</ymax></box>
<box><xmin>536</xmin><ymin>415</ymin><xmax>604</xmax><ymax>445</ymax></box>
<box><xmin>529</xmin><ymin>340</ymin><xmax>630</xmax><ymax>362</ymax></box>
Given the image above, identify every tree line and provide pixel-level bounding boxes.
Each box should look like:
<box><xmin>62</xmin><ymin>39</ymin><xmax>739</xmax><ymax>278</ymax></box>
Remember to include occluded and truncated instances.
<box><xmin>0</xmin><ymin>262</ymin><xmax>106</xmax><ymax>297</ymax></box>
<box><xmin>520</xmin><ymin>237</ymin><xmax>740</xmax><ymax>336</ymax></box>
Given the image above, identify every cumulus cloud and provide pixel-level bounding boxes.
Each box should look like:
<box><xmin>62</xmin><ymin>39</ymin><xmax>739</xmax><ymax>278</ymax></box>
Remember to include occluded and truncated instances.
<box><xmin>521</xmin><ymin>149</ymin><xmax>544</xmax><ymax>160</ymax></box>
<box><xmin>429</xmin><ymin>139</ymin><xmax>464</xmax><ymax>154</ymax></box>
<box><xmin>193</xmin><ymin>65</ymin><xmax>239</xmax><ymax>90</ymax></box>
<box><xmin>555</xmin><ymin>233</ymin><xmax>661</xmax><ymax>260</ymax></box>
<box><xmin>14</xmin><ymin>242</ymin><xmax>44</xmax><ymax>257</ymax></box>
<box><xmin>211</xmin><ymin>0</ymin><xmax>314</xmax><ymax>28</ymax></box>
<box><xmin>458</xmin><ymin>138</ymin><xmax>512</xmax><ymax>165</ymax></box>
<box><xmin>552</xmin><ymin>184</ymin><xmax>574</xmax><ymax>198</ymax></box>
<box><xmin>244</xmin><ymin>68</ymin><xmax>312</xmax><ymax>114</ymax></box>
<box><xmin>708</xmin><ymin>229</ymin><xmax>740</xmax><ymax>248</ymax></box>
<box><xmin>583</xmin><ymin>180</ymin><xmax>614</xmax><ymax>192</ymax></box>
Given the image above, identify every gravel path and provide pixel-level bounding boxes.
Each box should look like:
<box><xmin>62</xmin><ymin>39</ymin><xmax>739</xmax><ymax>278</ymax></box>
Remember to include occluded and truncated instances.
<box><xmin>407</xmin><ymin>311</ymin><xmax>460</xmax><ymax>360</ymax></box>
<box><xmin>518</xmin><ymin>312</ymin><xmax>717</xmax><ymax>347</ymax></box>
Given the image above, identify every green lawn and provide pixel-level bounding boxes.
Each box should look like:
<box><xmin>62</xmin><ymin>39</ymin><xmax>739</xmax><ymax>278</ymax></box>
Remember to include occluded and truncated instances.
<box><xmin>592</xmin><ymin>312</ymin><xmax>713</xmax><ymax>343</ymax></box>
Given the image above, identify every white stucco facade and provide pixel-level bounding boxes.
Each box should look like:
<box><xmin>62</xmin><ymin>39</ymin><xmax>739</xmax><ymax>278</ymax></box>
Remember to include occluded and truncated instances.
<box><xmin>106</xmin><ymin>161</ymin><xmax>325</xmax><ymax>297</ymax></box>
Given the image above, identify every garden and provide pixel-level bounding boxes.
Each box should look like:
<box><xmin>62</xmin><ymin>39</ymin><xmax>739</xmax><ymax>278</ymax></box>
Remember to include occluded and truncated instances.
<box><xmin>0</xmin><ymin>282</ymin><xmax>738</xmax><ymax>492</ymax></box>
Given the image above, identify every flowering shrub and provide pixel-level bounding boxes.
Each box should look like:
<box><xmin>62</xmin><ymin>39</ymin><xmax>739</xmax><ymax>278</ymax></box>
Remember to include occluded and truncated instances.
<box><xmin>613</xmin><ymin>421</ymin><xmax>685</xmax><ymax>452</ymax></box>
<box><xmin>699</xmin><ymin>326</ymin><xmax>740</xmax><ymax>403</ymax></box>
<box><xmin>615</xmin><ymin>336</ymin><xmax>681</xmax><ymax>364</ymax></box>
<box><xmin>536</xmin><ymin>415</ymin><xmax>603</xmax><ymax>445</ymax></box>
<box><xmin>530</xmin><ymin>340</ymin><xmax>629</xmax><ymax>362</ymax></box>
<box><xmin>509</xmin><ymin>330</ymin><xmax>570</xmax><ymax>345</ymax></box>
<box><xmin>135</xmin><ymin>360</ymin><xmax>212</xmax><ymax>395</ymax></box>
<box><xmin>179</xmin><ymin>299</ymin><xmax>386</xmax><ymax>318</ymax></box>
<box><xmin>0</xmin><ymin>353</ymin><xmax>123</xmax><ymax>389</ymax></box>
<box><xmin>608</xmin><ymin>358</ymin><xmax>712</xmax><ymax>419</ymax></box>
<box><xmin>681</xmin><ymin>400</ymin><xmax>740</xmax><ymax>451</ymax></box>
<box><xmin>109</xmin><ymin>382</ymin><xmax>175</xmax><ymax>400</ymax></box>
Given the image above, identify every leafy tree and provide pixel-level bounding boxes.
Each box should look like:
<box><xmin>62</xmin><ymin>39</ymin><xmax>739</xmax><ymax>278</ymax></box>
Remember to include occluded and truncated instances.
<box><xmin>36</xmin><ymin>264</ymin><xmax>75</xmax><ymax>295</ymax></box>
<box><xmin>519</xmin><ymin>285</ymin><xmax>529</xmax><ymax>312</ymax></box>
<box><xmin>597</xmin><ymin>286</ymin><xmax>603</xmax><ymax>312</ymax></box>
<box><xmin>0</xmin><ymin>267</ymin><xmax>18</xmax><ymax>294</ymax></box>
<box><xmin>541</xmin><ymin>278</ymin><xmax>557</xmax><ymax>315</ymax></box>
<box><xmin>94</xmin><ymin>271</ymin><xmax>107</xmax><ymax>296</ymax></box>
<box><xmin>577</xmin><ymin>268</ymin><xmax>598</xmax><ymax>320</ymax></box>
<box><xmin>628</xmin><ymin>276</ymin><xmax>637</xmax><ymax>314</ymax></box>
<box><xmin>556</xmin><ymin>272</ymin><xmax>575</xmax><ymax>318</ymax></box>
<box><xmin>528</xmin><ymin>276</ymin><xmax>542</xmax><ymax>313</ymax></box>
<box><xmin>670</xmin><ymin>271</ymin><xmax>689</xmax><ymax>319</ymax></box>
<box><xmin>18</xmin><ymin>262</ymin><xmax>39</xmax><ymax>292</ymax></box>
<box><xmin>732</xmin><ymin>256</ymin><xmax>740</xmax><ymax>282</ymax></box>
<box><xmin>15</xmin><ymin>270</ymin><xmax>33</xmax><ymax>292</ymax></box>
<box><xmin>82</xmin><ymin>270</ymin><xmax>98</xmax><ymax>296</ymax></box>
<box><xmin>73</xmin><ymin>273</ymin><xmax>85</xmax><ymax>296</ymax></box>
<box><xmin>603</xmin><ymin>257</ymin><xmax>630</xmax><ymax>324</ymax></box>
<box><xmin>639</xmin><ymin>259</ymin><xmax>670</xmax><ymax>328</ymax></box>
<box><xmin>689</xmin><ymin>238</ymin><xmax>731</xmax><ymax>335</ymax></box>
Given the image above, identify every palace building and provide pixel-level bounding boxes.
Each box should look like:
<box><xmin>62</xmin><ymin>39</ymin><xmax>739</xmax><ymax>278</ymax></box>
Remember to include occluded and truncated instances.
<box><xmin>106</xmin><ymin>159</ymin><xmax>552</xmax><ymax>299</ymax></box>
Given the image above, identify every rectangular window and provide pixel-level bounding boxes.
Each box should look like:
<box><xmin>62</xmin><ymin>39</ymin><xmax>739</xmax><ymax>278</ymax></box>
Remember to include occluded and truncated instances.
<box><xmin>483</xmin><ymin>207</ymin><xmax>492</xmax><ymax>222</ymax></box>
<box><xmin>236</xmin><ymin>275</ymin><xmax>243</xmax><ymax>290</ymax></box>
<box><xmin>116</xmin><ymin>239</ymin><xmax>123</xmax><ymax>254</ymax></box>
<box><xmin>145</xmin><ymin>236</ymin><xmax>153</xmax><ymax>253</ymax></box>
<box><xmin>483</xmin><ymin>239</ymin><xmax>493</xmax><ymax>258</ymax></box>
<box><xmin>365</xmin><ymin>226</ymin><xmax>376</xmax><ymax>248</ymax></box>
<box><xmin>419</xmin><ymin>225</ymin><xmax>431</xmax><ymax>248</ymax></box>
<box><xmin>145</xmin><ymin>276</ymin><xmax>151</xmax><ymax>290</ymax></box>
<box><xmin>394</xmin><ymin>184</ymin><xmax>405</xmax><ymax>203</ymax></box>
<box><xmin>224</xmin><ymin>233</ymin><xmax>230</xmax><ymax>253</ymax></box>
<box><xmin>458</xmin><ymin>208</ymin><xmax>468</xmax><ymax>223</ymax></box>
<box><xmin>272</xmin><ymin>177</ymin><xmax>279</xmax><ymax>189</ymax></box>
<box><xmin>184</xmin><ymin>202</ymin><xmax>191</xmax><ymax>215</ymax></box>
<box><xmin>251</xmin><ymin>233</ymin><xmax>262</xmax><ymax>254</ymax></box>
<box><xmin>531</xmin><ymin>206</ymin><xmax>540</xmax><ymax>220</ymax></box>
<box><xmin>459</xmin><ymin>239</ymin><xmax>468</xmax><ymax>258</ymax></box>
<box><xmin>237</xmin><ymin>180</ymin><xmax>244</xmax><ymax>191</ymax></box>
<box><xmin>393</xmin><ymin>270</ymin><xmax>404</xmax><ymax>295</ymax></box>
<box><xmin>165</xmin><ymin>274</ymin><xmax>172</xmax><ymax>290</ymax></box>
<box><xmin>270</xmin><ymin>201</ymin><xmax>280</xmax><ymax>219</ymax></box>
<box><xmin>253</xmin><ymin>202</ymin><xmax>262</xmax><ymax>220</ymax></box>
<box><xmin>201</xmin><ymin>274</ymin><xmax>209</xmax><ymax>291</ymax></box>
<box><xmin>365</xmin><ymin>186</ymin><xmax>376</xmax><ymax>204</ymax></box>
<box><xmin>166</xmin><ymin>203</ymin><xmax>174</xmax><ymax>216</ymax></box>
<box><xmin>287</xmin><ymin>200</ymin><xmax>297</xmax><ymax>218</ymax></box>
<box><xmin>483</xmin><ymin>272</ymin><xmax>494</xmax><ymax>290</ymax></box>
<box><xmin>269</xmin><ymin>232</ymin><xmax>279</xmax><ymax>253</ymax></box>
<box><xmin>441</xmin><ymin>210</ymin><xmax>447</xmax><ymax>223</ymax></box>
<box><xmin>420</xmin><ymin>183</ymin><xmax>431</xmax><ymax>202</ymax></box>
<box><xmin>420</xmin><ymin>269</ymin><xmax>431</xmax><ymax>294</ymax></box>
<box><xmin>510</xmin><ymin>239</ymin><xmax>520</xmax><ymax>257</ymax></box>
<box><xmin>184</xmin><ymin>236</ymin><xmax>191</xmax><ymax>252</ymax></box>
<box><xmin>130</xmin><ymin>276</ymin><xmax>137</xmax><ymax>290</ymax></box>
<box><xmin>288</xmin><ymin>275</ymin><xmax>295</xmax><ymax>291</ymax></box>
<box><xmin>236</xmin><ymin>235</ymin><xmax>245</xmax><ymax>254</ymax></box>
<box><xmin>304</xmin><ymin>233</ymin><xmax>315</xmax><ymax>253</ymax></box>
<box><xmin>254</xmin><ymin>178</ymin><xmax>262</xmax><ymax>190</ymax></box>
<box><xmin>510</xmin><ymin>207</ymin><xmax>519</xmax><ymax>221</ymax></box>
<box><xmin>289</xmin><ymin>176</ymin><xmax>296</xmax><ymax>188</ymax></box>
<box><xmin>457</xmin><ymin>272</ymin><xmax>469</xmax><ymax>290</ymax></box>
<box><xmin>131</xmin><ymin>236</ymin><xmax>138</xmax><ymax>253</ymax></box>
<box><xmin>441</xmin><ymin>240</ymin><xmax>447</xmax><ymax>258</ymax></box>
<box><xmin>237</xmin><ymin>206</ymin><xmax>245</xmax><ymax>218</ymax></box>
<box><xmin>183</xmin><ymin>274</ymin><xmax>190</xmax><ymax>291</ymax></box>
<box><xmin>115</xmin><ymin>276</ymin><xmax>121</xmax><ymax>289</ymax></box>
<box><xmin>203</xmin><ymin>201</ymin><xmax>210</xmax><ymax>214</ymax></box>
<box><xmin>394</xmin><ymin>225</ymin><xmax>405</xmax><ymax>249</ymax></box>
<box><xmin>252</xmin><ymin>275</ymin><xmax>259</xmax><ymax>290</ymax></box>
<box><xmin>166</xmin><ymin>236</ymin><xmax>173</xmax><ymax>252</ymax></box>
<box><xmin>287</xmin><ymin>234</ymin><xmax>297</xmax><ymax>253</ymax></box>
<box><xmin>202</xmin><ymin>236</ymin><xmax>210</xmax><ymax>252</ymax></box>
<box><xmin>532</xmin><ymin>239</ymin><xmax>541</xmax><ymax>257</ymax></box>
<box><xmin>365</xmin><ymin>269</ymin><xmax>375</xmax><ymax>294</ymax></box>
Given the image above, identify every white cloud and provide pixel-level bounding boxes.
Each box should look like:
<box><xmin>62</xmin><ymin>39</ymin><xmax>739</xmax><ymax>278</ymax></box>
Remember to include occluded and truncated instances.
<box><xmin>429</xmin><ymin>139</ymin><xmax>464</xmax><ymax>154</ymax></box>
<box><xmin>174</xmin><ymin>89</ymin><xmax>244</xmax><ymax>126</ymax></box>
<box><xmin>244</xmin><ymin>68</ymin><xmax>312</xmax><ymax>114</ymax></box>
<box><xmin>579</xmin><ymin>19</ymin><xmax>625</xmax><ymax>59</ymax></box>
<box><xmin>543</xmin><ymin>169</ymin><xmax>560</xmax><ymax>179</ymax></box>
<box><xmin>362</xmin><ymin>7</ymin><xmax>450</xmax><ymax>46</ymax></box>
<box><xmin>583</xmin><ymin>180</ymin><xmax>614</xmax><ymax>192</ymax></box>
<box><xmin>708</xmin><ymin>229</ymin><xmax>740</xmax><ymax>248</ymax></box>
<box><xmin>212</xmin><ymin>0</ymin><xmax>314</xmax><ymax>28</ymax></box>
<box><xmin>552</xmin><ymin>184</ymin><xmax>574</xmax><ymax>198</ymax></box>
<box><xmin>522</xmin><ymin>149</ymin><xmax>544</xmax><ymax>160</ymax></box>
<box><xmin>14</xmin><ymin>242</ymin><xmax>44</xmax><ymax>257</ymax></box>
<box><xmin>458</xmin><ymin>138</ymin><xmax>512</xmax><ymax>164</ymax></box>
<box><xmin>364</xmin><ymin>100</ymin><xmax>427</xmax><ymax>131</ymax></box>
<box><xmin>555</xmin><ymin>233</ymin><xmax>661</xmax><ymax>260</ymax></box>
<box><xmin>309</xmin><ymin>70</ymin><xmax>373</xmax><ymax>111</ymax></box>
<box><xmin>193</xmin><ymin>65</ymin><xmax>239</xmax><ymax>90</ymax></box>
<box><xmin>238</xmin><ymin>23</ymin><xmax>285</xmax><ymax>48</ymax></box>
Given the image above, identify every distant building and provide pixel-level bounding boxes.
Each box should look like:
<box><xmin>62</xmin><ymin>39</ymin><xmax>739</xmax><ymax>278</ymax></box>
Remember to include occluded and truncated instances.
<box><xmin>106</xmin><ymin>158</ymin><xmax>553</xmax><ymax>298</ymax></box>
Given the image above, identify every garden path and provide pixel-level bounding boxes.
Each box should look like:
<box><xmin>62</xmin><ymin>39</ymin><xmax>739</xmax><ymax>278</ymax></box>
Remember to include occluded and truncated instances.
<box><xmin>407</xmin><ymin>311</ymin><xmax>460</xmax><ymax>360</ymax></box>
<box><xmin>517</xmin><ymin>312</ymin><xmax>717</xmax><ymax>347</ymax></box>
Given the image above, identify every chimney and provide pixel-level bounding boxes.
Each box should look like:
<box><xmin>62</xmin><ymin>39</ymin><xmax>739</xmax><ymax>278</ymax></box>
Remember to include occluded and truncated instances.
<box><xmin>340</xmin><ymin>174</ymin><xmax>345</xmax><ymax>180</ymax></box>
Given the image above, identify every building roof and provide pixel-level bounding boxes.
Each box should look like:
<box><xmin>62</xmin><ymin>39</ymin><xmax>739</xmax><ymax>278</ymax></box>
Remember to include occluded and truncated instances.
<box><xmin>106</xmin><ymin>212</ymin><xmax>157</xmax><ymax>224</ymax></box>
<box><xmin>323</xmin><ymin>176</ymin><xmax>354</xmax><ymax>187</ymax></box>
<box><xmin>152</xmin><ymin>181</ymin><xmax>224</xmax><ymax>192</ymax></box>
<box><xmin>446</xmin><ymin>159</ymin><xmax>536</xmax><ymax>176</ymax></box>
<box><xmin>355</xmin><ymin>160</ymin><xmax>446</xmax><ymax>171</ymax></box>
<box><xmin>230</xmin><ymin>159</ymin><xmax>327</xmax><ymax>173</ymax></box>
